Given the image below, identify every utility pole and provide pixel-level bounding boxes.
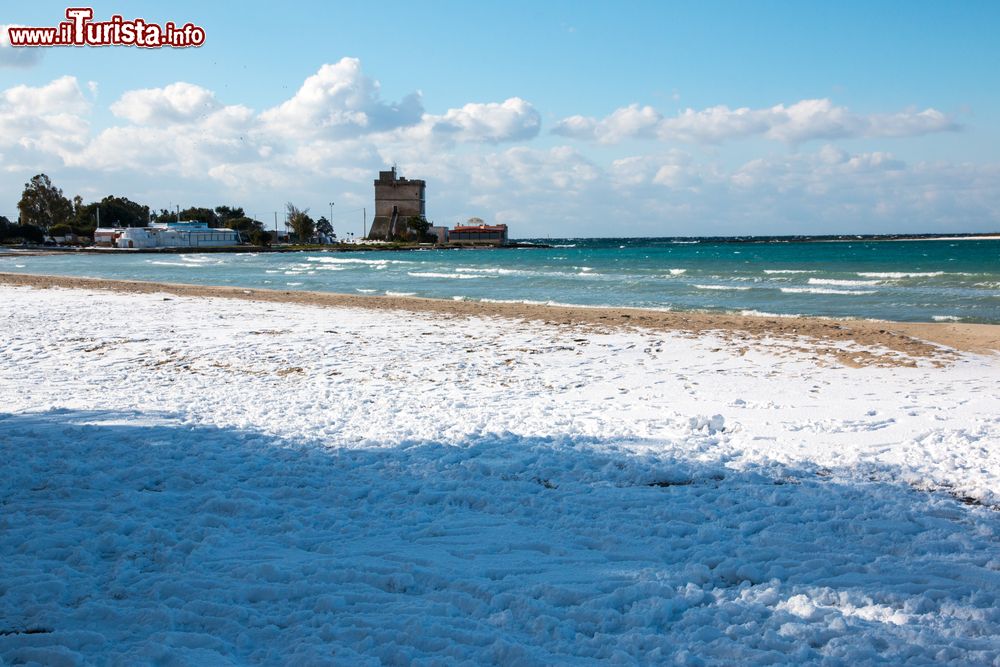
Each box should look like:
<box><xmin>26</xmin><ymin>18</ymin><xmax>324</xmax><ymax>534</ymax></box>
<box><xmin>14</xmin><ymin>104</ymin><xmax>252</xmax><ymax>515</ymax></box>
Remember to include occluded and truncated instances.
<box><xmin>273</xmin><ymin>211</ymin><xmax>278</xmax><ymax>241</ymax></box>
<box><xmin>329</xmin><ymin>201</ymin><xmax>335</xmax><ymax>242</ymax></box>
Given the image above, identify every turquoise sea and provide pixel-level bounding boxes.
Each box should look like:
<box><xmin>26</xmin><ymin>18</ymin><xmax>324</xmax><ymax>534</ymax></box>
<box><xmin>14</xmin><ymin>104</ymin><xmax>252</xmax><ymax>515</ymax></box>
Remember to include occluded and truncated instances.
<box><xmin>3</xmin><ymin>237</ymin><xmax>1000</xmax><ymax>323</ymax></box>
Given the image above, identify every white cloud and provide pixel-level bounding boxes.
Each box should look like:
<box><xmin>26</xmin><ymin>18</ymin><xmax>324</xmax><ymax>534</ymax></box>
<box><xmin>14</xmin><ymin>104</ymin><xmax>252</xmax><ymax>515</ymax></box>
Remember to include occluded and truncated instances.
<box><xmin>1</xmin><ymin>75</ymin><xmax>89</xmax><ymax>115</ymax></box>
<box><xmin>551</xmin><ymin>114</ymin><xmax>597</xmax><ymax>140</ymax></box>
<box><xmin>111</xmin><ymin>82</ymin><xmax>224</xmax><ymax>125</ymax></box>
<box><xmin>660</xmin><ymin>105</ymin><xmax>772</xmax><ymax>143</ymax></box>
<box><xmin>555</xmin><ymin>98</ymin><xmax>958</xmax><ymax>145</ymax></box>
<box><xmin>259</xmin><ymin>57</ymin><xmax>423</xmax><ymax>139</ymax></box>
<box><xmin>729</xmin><ymin>146</ymin><xmax>908</xmax><ymax>192</ymax></box>
<box><xmin>610</xmin><ymin>151</ymin><xmax>698</xmax><ymax>187</ymax></box>
<box><xmin>0</xmin><ymin>64</ymin><xmax>993</xmax><ymax>237</ymax></box>
<box><xmin>866</xmin><ymin>108</ymin><xmax>955</xmax><ymax>138</ymax></box>
<box><xmin>553</xmin><ymin>103</ymin><xmax>661</xmax><ymax>143</ymax></box>
<box><xmin>0</xmin><ymin>76</ymin><xmax>90</xmax><ymax>165</ymax></box>
<box><xmin>0</xmin><ymin>25</ymin><xmax>43</xmax><ymax>68</ymax></box>
<box><xmin>406</xmin><ymin>97</ymin><xmax>541</xmax><ymax>143</ymax></box>
<box><xmin>67</xmin><ymin>122</ymin><xmax>260</xmax><ymax>177</ymax></box>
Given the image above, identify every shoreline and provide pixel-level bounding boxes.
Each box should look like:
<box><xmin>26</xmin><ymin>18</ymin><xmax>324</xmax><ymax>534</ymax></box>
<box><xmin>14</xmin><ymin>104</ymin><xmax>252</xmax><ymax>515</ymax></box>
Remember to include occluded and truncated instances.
<box><xmin>0</xmin><ymin>232</ymin><xmax>997</xmax><ymax>257</ymax></box>
<box><xmin>0</xmin><ymin>242</ymin><xmax>545</xmax><ymax>255</ymax></box>
<box><xmin>3</xmin><ymin>272</ymin><xmax>998</xmax><ymax>365</ymax></box>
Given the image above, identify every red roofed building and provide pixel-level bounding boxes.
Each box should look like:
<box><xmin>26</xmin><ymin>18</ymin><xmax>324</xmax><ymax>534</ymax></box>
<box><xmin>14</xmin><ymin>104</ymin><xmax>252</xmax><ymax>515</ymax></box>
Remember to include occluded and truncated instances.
<box><xmin>449</xmin><ymin>223</ymin><xmax>508</xmax><ymax>246</ymax></box>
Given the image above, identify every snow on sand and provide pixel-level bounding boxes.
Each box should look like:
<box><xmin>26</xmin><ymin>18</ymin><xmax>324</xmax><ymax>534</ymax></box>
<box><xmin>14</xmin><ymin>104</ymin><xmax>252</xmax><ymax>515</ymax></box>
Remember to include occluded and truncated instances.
<box><xmin>1</xmin><ymin>285</ymin><xmax>999</xmax><ymax>664</ymax></box>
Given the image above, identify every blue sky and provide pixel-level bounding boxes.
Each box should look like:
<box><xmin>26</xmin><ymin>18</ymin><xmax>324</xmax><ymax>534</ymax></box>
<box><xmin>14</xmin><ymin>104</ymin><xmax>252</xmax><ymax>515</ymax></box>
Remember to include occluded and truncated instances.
<box><xmin>2</xmin><ymin>1</ymin><xmax>999</xmax><ymax>235</ymax></box>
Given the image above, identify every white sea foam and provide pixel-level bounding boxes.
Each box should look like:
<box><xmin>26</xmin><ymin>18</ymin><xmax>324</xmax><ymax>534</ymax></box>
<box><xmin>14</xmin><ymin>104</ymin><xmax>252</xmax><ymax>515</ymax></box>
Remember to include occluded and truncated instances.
<box><xmin>408</xmin><ymin>271</ymin><xmax>480</xmax><ymax>279</ymax></box>
<box><xmin>781</xmin><ymin>287</ymin><xmax>877</xmax><ymax>295</ymax></box>
<box><xmin>739</xmin><ymin>309</ymin><xmax>802</xmax><ymax>318</ymax></box>
<box><xmin>667</xmin><ymin>269</ymin><xmax>687</xmax><ymax>276</ymax></box>
<box><xmin>857</xmin><ymin>271</ymin><xmax>944</xmax><ymax>279</ymax></box>
<box><xmin>355</xmin><ymin>288</ymin><xmax>376</xmax><ymax>293</ymax></box>
<box><xmin>455</xmin><ymin>266</ymin><xmax>595</xmax><ymax>280</ymax></box>
<box><xmin>306</xmin><ymin>256</ymin><xmax>412</xmax><ymax>266</ymax></box>
<box><xmin>385</xmin><ymin>291</ymin><xmax>416</xmax><ymax>297</ymax></box>
<box><xmin>455</xmin><ymin>267</ymin><xmax>529</xmax><ymax>276</ymax></box>
<box><xmin>694</xmin><ymin>284</ymin><xmax>752</xmax><ymax>291</ymax></box>
<box><xmin>808</xmin><ymin>278</ymin><xmax>882</xmax><ymax>287</ymax></box>
<box><xmin>479</xmin><ymin>297</ymin><xmax>608</xmax><ymax>309</ymax></box>
<box><xmin>148</xmin><ymin>261</ymin><xmax>198</xmax><ymax>267</ymax></box>
<box><xmin>479</xmin><ymin>297</ymin><xmax>549</xmax><ymax>306</ymax></box>
<box><xmin>932</xmin><ymin>315</ymin><xmax>962</xmax><ymax>322</ymax></box>
<box><xmin>763</xmin><ymin>269</ymin><xmax>815</xmax><ymax>274</ymax></box>
<box><xmin>286</xmin><ymin>282</ymin><xmax>303</xmax><ymax>286</ymax></box>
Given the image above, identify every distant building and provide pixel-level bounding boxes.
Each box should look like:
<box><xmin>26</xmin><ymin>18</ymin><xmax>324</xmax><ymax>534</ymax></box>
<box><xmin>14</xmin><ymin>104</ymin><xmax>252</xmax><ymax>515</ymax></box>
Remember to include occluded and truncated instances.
<box><xmin>427</xmin><ymin>226</ymin><xmax>449</xmax><ymax>244</ymax></box>
<box><xmin>93</xmin><ymin>228</ymin><xmax>125</xmax><ymax>246</ymax></box>
<box><xmin>367</xmin><ymin>167</ymin><xmax>426</xmax><ymax>241</ymax></box>
<box><xmin>115</xmin><ymin>221</ymin><xmax>239</xmax><ymax>249</ymax></box>
<box><xmin>449</xmin><ymin>223</ymin><xmax>508</xmax><ymax>246</ymax></box>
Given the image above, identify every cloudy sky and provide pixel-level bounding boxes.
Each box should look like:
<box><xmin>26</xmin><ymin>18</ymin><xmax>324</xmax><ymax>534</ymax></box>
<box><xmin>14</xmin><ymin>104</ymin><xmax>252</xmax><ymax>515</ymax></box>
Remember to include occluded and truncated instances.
<box><xmin>2</xmin><ymin>0</ymin><xmax>999</xmax><ymax>236</ymax></box>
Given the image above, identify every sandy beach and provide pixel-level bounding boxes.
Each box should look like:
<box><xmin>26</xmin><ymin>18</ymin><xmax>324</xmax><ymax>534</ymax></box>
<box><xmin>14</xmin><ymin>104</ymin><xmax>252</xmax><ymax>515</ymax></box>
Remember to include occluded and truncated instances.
<box><xmin>3</xmin><ymin>272</ymin><xmax>998</xmax><ymax>367</ymax></box>
<box><xmin>2</xmin><ymin>274</ymin><xmax>999</xmax><ymax>662</ymax></box>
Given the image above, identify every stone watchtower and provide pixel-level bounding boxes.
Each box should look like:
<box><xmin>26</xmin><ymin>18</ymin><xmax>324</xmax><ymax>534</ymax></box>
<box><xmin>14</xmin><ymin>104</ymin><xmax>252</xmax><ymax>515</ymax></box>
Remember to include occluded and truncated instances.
<box><xmin>366</xmin><ymin>167</ymin><xmax>426</xmax><ymax>240</ymax></box>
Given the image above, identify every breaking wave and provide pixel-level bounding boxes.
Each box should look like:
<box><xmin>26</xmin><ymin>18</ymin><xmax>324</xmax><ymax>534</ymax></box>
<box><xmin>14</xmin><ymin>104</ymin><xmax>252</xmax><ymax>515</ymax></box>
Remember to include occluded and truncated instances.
<box><xmin>781</xmin><ymin>287</ymin><xmax>877</xmax><ymax>295</ymax></box>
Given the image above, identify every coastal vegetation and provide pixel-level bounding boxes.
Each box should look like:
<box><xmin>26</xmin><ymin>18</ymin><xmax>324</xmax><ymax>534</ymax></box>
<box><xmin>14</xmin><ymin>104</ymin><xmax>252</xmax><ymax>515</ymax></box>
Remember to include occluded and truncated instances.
<box><xmin>3</xmin><ymin>172</ymin><xmax>453</xmax><ymax>249</ymax></box>
<box><xmin>0</xmin><ymin>216</ymin><xmax>44</xmax><ymax>244</ymax></box>
<box><xmin>6</xmin><ymin>172</ymin><xmax>283</xmax><ymax>244</ymax></box>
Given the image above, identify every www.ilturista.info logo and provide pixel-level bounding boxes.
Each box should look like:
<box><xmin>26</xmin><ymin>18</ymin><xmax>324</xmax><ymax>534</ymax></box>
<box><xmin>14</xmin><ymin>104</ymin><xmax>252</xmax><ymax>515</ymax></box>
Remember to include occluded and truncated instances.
<box><xmin>7</xmin><ymin>7</ymin><xmax>205</xmax><ymax>48</ymax></box>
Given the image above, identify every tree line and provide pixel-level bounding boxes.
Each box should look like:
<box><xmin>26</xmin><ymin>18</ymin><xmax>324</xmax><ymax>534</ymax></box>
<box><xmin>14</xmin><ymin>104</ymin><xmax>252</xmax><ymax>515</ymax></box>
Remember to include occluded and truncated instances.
<box><xmin>1</xmin><ymin>173</ymin><xmax>337</xmax><ymax>246</ymax></box>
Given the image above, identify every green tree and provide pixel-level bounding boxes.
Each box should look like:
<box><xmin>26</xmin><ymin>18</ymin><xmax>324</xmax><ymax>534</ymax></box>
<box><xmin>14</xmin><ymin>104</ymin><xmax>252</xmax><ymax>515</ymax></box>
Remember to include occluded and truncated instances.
<box><xmin>223</xmin><ymin>216</ymin><xmax>263</xmax><ymax>233</ymax></box>
<box><xmin>150</xmin><ymin>208</ymin><xmax>173</xmax><ymax>223</ymax></box>
<box><xmin>223</xmin><ymin>216</ymin><xmax>265</xmax><ymax>243</ymax></box>
<box><xmin>99</xmin><ymin>196</ymin><xmax>149</xmax><ymax>228</ymax></box>
<box><xmin>407</xmin><ymin>216</ymin><xmax>431</xmax><ymax>240</ymax></box>
<box><xmin>178</xmin><ymin>206</ymin><xmax>219</xmax><ymax>226</ymax></box>
<box><xmin>0</xmin><ymin>220</ymin><xmax>44</xmax><ymax>244</ymax></box>
<box><xmin>315</xmin><ymin>215</ymin><xmax>334</xmax><ymax>240</ymax></box>
<box><xmin>249</xmin><ymin>228</ymin><xmax>272</xmax><ymax>247</ymax></box>
<box><xmin>215</xmin><ymin>205</ymin><xmax>246</xmax><ymax>226</ymax></box>
<box><xmin>286</xmin><ymin>203</ymin><xmax>314</xmax><ymax>242</ymax></box>
<box><xmin>72</xmin><ymin>202</ymin><xmax>99</xmax><ymax>231</ymax></box>
<box><xmin>70</xmin><ymin>196</ymin><xmax>150</xmax><ymax>232</ymax></box>
<box><xmin>17</xmin><ymin>174</ymin><xmax>72</xmax><ymax>232</ymax></box>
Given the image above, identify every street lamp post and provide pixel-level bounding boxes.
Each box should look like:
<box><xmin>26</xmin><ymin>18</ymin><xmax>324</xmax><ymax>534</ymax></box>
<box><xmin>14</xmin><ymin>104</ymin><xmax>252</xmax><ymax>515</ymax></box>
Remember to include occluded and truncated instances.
<box><xmin>328</xmin><ymin>201</ymin><xmax>335</xmax><ymax>242</ymax></box>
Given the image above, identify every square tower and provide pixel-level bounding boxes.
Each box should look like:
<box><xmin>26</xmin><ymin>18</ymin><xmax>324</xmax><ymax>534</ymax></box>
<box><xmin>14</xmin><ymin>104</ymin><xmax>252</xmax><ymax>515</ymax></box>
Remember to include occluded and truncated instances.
<box><xmin>367</xmin><ymin>167</ymin><xmax>426</xmax><ymax>240</ymax></box>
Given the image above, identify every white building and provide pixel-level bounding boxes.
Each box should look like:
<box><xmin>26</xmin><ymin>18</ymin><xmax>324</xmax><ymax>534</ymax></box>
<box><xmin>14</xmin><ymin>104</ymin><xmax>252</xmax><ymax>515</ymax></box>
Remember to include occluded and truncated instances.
<box><xmin>115</xmin><ymin>221</ymin><xmax>240</xmax><ymax>249</ymax></box>
<box><xmin>93</xmin><ymin>227</ymin><xmax>125</xmax><ymax>246</ymax></box>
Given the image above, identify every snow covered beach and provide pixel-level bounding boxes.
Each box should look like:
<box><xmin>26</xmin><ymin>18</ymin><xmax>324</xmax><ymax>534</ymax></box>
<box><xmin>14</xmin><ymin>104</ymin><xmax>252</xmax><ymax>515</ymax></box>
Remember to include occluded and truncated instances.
<box><xmin>2</xmin><ymin>279</ymin><xmax>999</xmax><ymax>664</ymax></box>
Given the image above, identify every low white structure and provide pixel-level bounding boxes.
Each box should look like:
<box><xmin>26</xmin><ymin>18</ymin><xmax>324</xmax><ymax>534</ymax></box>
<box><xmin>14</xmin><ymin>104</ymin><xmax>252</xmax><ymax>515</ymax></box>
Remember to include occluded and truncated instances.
<box><xmin>116</xmin><ymin>221</ymin><xmax>239</xmax><ymax>249</ymax></box>
<box><xmin>93</xmin><ymin>228</ymin><xmax>125</xmax><ymax>246</ymax></box>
